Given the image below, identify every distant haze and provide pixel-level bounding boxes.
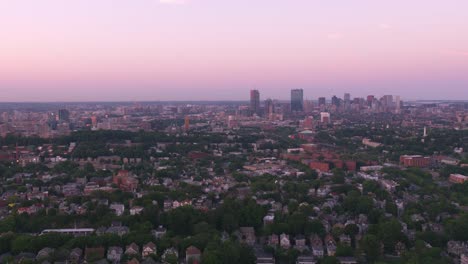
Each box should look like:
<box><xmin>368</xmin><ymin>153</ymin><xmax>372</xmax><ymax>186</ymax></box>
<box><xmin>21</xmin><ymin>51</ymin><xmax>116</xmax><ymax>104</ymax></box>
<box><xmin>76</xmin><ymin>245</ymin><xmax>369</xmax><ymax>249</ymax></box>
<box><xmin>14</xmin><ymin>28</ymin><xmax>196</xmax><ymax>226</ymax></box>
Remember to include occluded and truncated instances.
<box><xmin>1</xmin><ymin>0</ymin><xmax>468</xmax><ymax>101</ymax></box>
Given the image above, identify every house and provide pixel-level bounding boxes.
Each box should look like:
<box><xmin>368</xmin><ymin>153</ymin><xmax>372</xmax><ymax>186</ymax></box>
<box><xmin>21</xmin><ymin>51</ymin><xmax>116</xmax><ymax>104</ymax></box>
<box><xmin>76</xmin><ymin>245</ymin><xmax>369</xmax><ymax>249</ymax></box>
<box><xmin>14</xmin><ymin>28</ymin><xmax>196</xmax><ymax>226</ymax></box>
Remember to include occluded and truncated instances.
<box><xmin>130</xmin><ymin>206</ymin><xmax>144</xmax><ymax>216</ymax></box>
<box><xmin>268</xmin><ymin>234</ymin><xmax>279</xmax><ymax>247</ymax></box>
<box><xmin>310</xmin><ymin>234</ymin><xmax>324</xmax><ymax>258</ymax></box>
<box><xmin>162</xmin><ymin>248</ymin><xmax>179</xmax><ymax>263</ymax></box>
<box><xmin>263</xmin><ymin>213</ymin><xmax>275</xmax><ymax>226</ymax></box>
<box><xmin>113</xmin><ymin>170</ymin><xmax>138</xmax><ymax>192</ymax></box>
<box><xmin>295</xmin><ymin>235</ymin><xmax>307</xmax><ymax>252</ymax></box>
<box><xmin>152</xmin><ymin>226</ymin><xmax>167</xmax><ymax>239</ymax></box>
<box><xmin>395</xmin><ymin>242</ymin><xmax>406</xmax><ymax>256</ymax></box>
<box><xmin>185</xmin><ymin>246</ymin><xmax>201</xmax><ymax>264</ymax></box>
<box><xmin>107</xmin><ymin>225</ymin><xmax>130</xmax><ymax>236</ymax></box>
<box><xmin>15</xmin><ymin>252</ymin><xmax>36</xmax><ymax>263</ymax></box>
<box><xmin>462</xmin><ymin>254</ymin><xmax>468</xmax><ymax>264</ymax></box>
<box><xmin>142</xmin><ymin>242</ymin><xmax>157</xmax><ymax>258</ymax></box>
<box><xmin>280</xmin><ymin>233</ymin><xmax>291</xmax><ymax>249</ymax></box>
<box><xmin>447</xmin><ymin>241</ymin><xmax>468</xmax><ymax>256</ymax></box>
<box><xmin>36</xmin><ymin>248</ymin><xmax>55</xmax><ymax>260</ymax></box>
<box><xmin>325</xmin><ymin>235</ymin><xmax>337</xmax><ymax>256</ymax></box>
<box><xmin>239</xmin><ymin>227</ymin><xmax>256</xmax><ymax>246</ymax></box>
<box><xmin>125</xmin><ymin>243</ymin><xmax>140</xmax><ymax>256</ymax></box>
<box><xmin>339</xmin><ymin>234</ymin><xmax>351</xmax><ymax>247</ymax></box>
<box><xmin>107</xmin><ymin>247</ymin><xmax>123</xmax><ymax>262</ymax></box>
<box><xmin>110</xmin><ymin>203</ymin><xmax>125</xmax><ymax>216</ymax></box>
<box><xmin>163</xmin><ymin>200</ymin><xmax>173</xmax><ymax>211</ymax></box>
<box><xmin>69</xmin><ymin>248</ymin><xmax>83</xmax><ymax>263</ymax></box>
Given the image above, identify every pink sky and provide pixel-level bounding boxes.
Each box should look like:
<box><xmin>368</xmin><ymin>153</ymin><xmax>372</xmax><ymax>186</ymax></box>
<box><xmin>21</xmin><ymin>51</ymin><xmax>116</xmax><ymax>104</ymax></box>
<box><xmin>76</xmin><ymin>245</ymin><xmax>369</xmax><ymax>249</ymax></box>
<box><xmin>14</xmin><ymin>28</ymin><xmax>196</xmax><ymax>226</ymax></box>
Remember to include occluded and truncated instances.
<box><xmin>1</xmin><ymin>0</ymin><xmax>468</xmax><ymax>101</ymax></box>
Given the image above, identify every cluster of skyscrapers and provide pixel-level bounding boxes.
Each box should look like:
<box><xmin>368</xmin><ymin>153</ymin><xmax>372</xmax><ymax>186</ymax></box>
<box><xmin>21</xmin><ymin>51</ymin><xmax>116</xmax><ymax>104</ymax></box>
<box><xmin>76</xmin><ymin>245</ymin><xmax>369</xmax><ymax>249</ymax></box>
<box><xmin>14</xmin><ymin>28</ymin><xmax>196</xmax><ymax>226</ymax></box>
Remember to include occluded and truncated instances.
<box><xmin>249</xmin><ymin>89</ymin><xmax>402</xmax><ymax>116</ymax></box>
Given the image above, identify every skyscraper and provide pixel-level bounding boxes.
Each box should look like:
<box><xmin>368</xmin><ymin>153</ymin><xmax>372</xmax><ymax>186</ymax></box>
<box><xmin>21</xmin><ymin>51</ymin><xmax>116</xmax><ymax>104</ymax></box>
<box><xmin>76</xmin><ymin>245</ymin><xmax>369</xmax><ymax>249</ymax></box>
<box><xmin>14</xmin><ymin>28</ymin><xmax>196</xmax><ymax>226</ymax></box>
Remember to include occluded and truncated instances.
<box><xmin>344</xmin><ymin>93</ymin><xmax>351</xmax><ymax>103</ymax></box>
<box><xmin>250</xmin><ymin>90</ymin><xmax>260</xmax><ymax>116</ymax></box>
<box><xmin>291</xmin><ymin>89</ymin><xmax>304</xmax><ymax>112</ymax></box>
<box><xmin>264</xmin><ymin>99</ymin><xmax>274</xmax><ymax>117</ymax></box>
<box><xmin>367</xmin><ymin>95</ymin><xmax>375</xmax><ymax>106</ymax></box>
<box><xmin>58</xmin><ymin>109</ymin><xmax>70</xmax><ymax>122</ymax></box>
<box><xmin>184</xmin><ymin>116</ymin><xmax>190</xmax><ymax>131</ymax></box>
<box><xmin>318</xmin><ymin>97</ymin><xmax>326</xmax><ymax>106</ymax></box>
<box><xmin>395</xmin><ymin>96</ymin><xmax>401</xmax><ymax>113</ymax></box>
<box><xmin>344</xmin><ymin>93</ymin><xmax>351</xmax><ymax>110</ymax></box>
<box><xmin>331</xmin><ymin>95</ymin><xmax>340</xmax><ymax>107</ymax></box>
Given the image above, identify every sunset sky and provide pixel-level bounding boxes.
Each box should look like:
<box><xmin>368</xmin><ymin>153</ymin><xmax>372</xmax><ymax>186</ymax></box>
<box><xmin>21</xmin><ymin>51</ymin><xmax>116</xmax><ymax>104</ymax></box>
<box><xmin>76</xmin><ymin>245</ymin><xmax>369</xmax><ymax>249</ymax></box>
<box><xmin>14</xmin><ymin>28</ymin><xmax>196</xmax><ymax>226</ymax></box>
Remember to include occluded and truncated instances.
<box><xmin>1</xmin><ymin>0</ymin><xmax>468</xmax><ymax>101</ymax></box>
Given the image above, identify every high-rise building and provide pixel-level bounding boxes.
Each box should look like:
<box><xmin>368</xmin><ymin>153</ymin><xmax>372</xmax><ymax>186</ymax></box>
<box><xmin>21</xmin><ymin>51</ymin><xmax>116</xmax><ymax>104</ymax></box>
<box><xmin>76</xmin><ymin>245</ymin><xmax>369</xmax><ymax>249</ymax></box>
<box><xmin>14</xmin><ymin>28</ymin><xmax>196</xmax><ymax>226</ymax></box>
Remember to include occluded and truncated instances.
<box><xmin>250</xmin><ymin>90</ymin><xmax>260</xmax><ymax>115</ymax></box>
<box><xmin>303</xmin><ymin>99</ymin><xmax>314</xmax><ymax>113</ymax></box>
<box><xmin>383</xmin><ymin>95</ymin><xmax>393</xmax><ymax>108</ymax></box>
<box><xmin>264</xmin><ymin>99</ymin><xmax>274</xmax><ymax>117</ymax></box>
<box><xmin>184</xmin><ymin>116</ymin><xmax>190</xmax><ymax>131</ymax></box>
<box><xmin>318</xmin><ymin>97</ymin><xmax>326</xmax><ymax>106</ymax></box>
<box><xmin>344</xmin><ymin>93</ymin><xmax>351</xmax><ymax>103</ymax></box>
<box><xmin>367</xmin><ymin>95</ymin><xmax>375</xmax><ymax>106</ymax></box>
<box><xmin>331</xmin><ymin>96</ymin><xmax>340</xmax><ymax>107</ymax></box>
<box><xmin>395</xmin><ymin>96</ymin><xmax>401</xmax><ymax>113</ymax></box>
<box><xmin>58</xmin><ymin>109</ymin><xmax>70</xmax><ymax>121</ymax></box>
<box><xmin>344</xmin><ymin>93</ymin><xmax>351</xmax><ymax>110</ymax></box>
<box><xmin>291</xmin><ymin>89</ymin><xmax>304</xmax><ymax>112</ymax></box>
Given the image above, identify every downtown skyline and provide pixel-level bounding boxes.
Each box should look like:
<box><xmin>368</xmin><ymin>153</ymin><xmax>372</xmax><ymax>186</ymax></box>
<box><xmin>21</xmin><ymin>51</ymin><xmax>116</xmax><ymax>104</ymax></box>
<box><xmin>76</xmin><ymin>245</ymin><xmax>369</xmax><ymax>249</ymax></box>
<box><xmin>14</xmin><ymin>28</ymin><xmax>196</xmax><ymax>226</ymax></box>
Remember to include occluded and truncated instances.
<box><xmin>1</xmin><ymin>0</ymin><xmax>468</xmax><ymax>102</ymax></box>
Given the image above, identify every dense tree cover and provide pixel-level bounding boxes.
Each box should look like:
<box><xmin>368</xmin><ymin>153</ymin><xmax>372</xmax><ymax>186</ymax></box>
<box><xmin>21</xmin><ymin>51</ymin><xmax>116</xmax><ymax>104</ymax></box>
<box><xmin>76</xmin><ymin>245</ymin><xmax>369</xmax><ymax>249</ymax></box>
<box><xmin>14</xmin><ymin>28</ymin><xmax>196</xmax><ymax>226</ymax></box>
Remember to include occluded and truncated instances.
<box><xmin>400</xmin><ymin>240</ymin><xmax>450</xmax><ymax>264</ymax></box>
<box><xmin>202</xmin><ymin>240</ymin><xmax>255</xmax><ymax>264</ymax></box>
<box><xmin>0</xmin><ymin>197</ymin><xmax>266</xmax><ymax>257</ymax></box>
<box><xmin>445</xmin><ymin>213</ymin><xmax>468</xmax><ymax>241</ymax></box>
<box><xmin>343</xmin><ymin>191</ymin><xmax>374</xmax><ymax>216</ymax></box>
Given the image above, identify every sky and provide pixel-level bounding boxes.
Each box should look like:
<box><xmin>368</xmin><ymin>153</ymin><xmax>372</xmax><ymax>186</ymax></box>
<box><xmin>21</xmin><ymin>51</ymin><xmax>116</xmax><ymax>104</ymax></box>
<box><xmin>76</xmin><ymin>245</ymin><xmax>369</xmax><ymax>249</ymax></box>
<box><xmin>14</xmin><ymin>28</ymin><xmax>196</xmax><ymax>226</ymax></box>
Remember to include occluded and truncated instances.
<box><xmin>1</xmin><ymin>0</ymin><xmax>468</xmax><ymax>102</ymax></box>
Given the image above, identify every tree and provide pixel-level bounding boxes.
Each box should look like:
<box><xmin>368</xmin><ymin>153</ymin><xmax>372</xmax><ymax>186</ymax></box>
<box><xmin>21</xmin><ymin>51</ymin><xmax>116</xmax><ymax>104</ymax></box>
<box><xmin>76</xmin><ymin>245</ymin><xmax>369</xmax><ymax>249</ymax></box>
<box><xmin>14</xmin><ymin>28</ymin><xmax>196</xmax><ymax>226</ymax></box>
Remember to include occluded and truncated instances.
<box><xmin>164</xmin><ymin>253</ymin><xmax>178</xmax><ymax>264</ymax></box>
<box><xmin>288</xmin><ymin>213</ymin><xmax>307</xmax><ymax>235</ymax></box>
<box><xmin>305</xmin><ymin>220</ymin><xmax>325</xmax><ymax>237</ymax></box>
<box><xmin>344</xmin><ymin>224</ymin><xmax>359</xmax><ymax>238</ymax></box>
<box><xmin>239</xmin><ymin>244</ymin><xmax>255</xmax><ymax>264</ymax></box>
<box><xmin>0</xmin><ymin>233</ymin><xmax>14</xmax><ymax>254</ymax></box>
<box><xmin>361</xmin><ymin>234</ymin><xmax>381</xmax><ymax>262</ymax></box>
<box><xmin>378</xmin><ymin>219</ymin><xmax>405</xmax><ymax>252</ymax></box>
<box><xmin>222</xmin><ymin>213</ymin><xmax>238</xmax><ymax>233</ymax></box>
<box><xmin>332</xmin><ymin>168</ymin><xmax>346</xmax><ymax>184</ymax></box>
<box><xmin>336</xmin><ymin>245</ymin><xmax>354</xmax><ymax>257</ymax></box>
<box><xmin>385</xmin><ymin>200</ymin><xmax>398</xmax><ymax>216</ymax></box>
<box><xmin>0</xmin><ymin>216</ymin><xmax>15</xmax><ymax>233</ymax></box>
<box><xmin>11</xmin><ymin>235</ymin><xmax>32</xmax><ymax>254</ymax></box>
<box><xmin>202</xmin><ymin>250</ymin><xmax>221</xmax><ymax>264</ymax></box>
<box><xmin>321</xmin><ymin>256</ymin><xmax>340</xmax><ymax>264</ymax></box>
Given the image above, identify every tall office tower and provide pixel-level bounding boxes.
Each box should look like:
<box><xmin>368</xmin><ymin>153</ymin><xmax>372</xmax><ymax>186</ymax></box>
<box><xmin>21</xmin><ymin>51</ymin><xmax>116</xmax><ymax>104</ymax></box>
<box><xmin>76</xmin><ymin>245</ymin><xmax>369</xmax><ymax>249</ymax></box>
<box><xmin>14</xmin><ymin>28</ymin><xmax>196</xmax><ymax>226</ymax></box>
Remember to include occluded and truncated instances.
<box><xmin>344</xmin><ymin>93</ymin><xmax>351</xmax><ymax>110</ymax></box>
<box><xmin>58</xmin><ymin>109</ymin><xmax>70</xmax><ymax>121</ymax></box>
<box><xmin>395</xmin><ymin>96</ymin><xmax>401</xmax><ymax>113</ymax></box>
<box><xmin>318</xmin><ymin>97</ymin><xmax>326</xmax><ymax>106</ymax></box>
<box><xmin>331</xmin><ymin>95</ymin><xmax>340</xmax><ymax>107</ymax></box>
<box><xmin>367</xmin><ymin>95</ymin><xmax>375</xmax><ymax>106</ymax></box>
<box><xmin>291</xmin><ymin>89</ymin><xmax>304</xmax><ymax>112</ymax></box>
<box><xmin>250</xmin><ymin>90</ymin><xmax>260</xmax><ymax>115</ymax></box>
<box><xmin>264</xmin><ymin>99</ymin><xmax>275</xmax><ymax>116</ymax></box>
<box><xmin>383</xmin><ymin>95</ymin><xmax>393</xmax><ymax>108</ymax></box>
<box><xmin>184</xmin><ymin>116</ymin><xmax>190</xmax><ymax>131</ymax></box>
<box><xmin>303</xmin><ymin>99</ymin><xmax>314</xmax><ymax>113</ymax></box>
<box><xmin>344</xmin><ymin>93</ymin><xmax>351</xmax><ymax>103</ymax></box>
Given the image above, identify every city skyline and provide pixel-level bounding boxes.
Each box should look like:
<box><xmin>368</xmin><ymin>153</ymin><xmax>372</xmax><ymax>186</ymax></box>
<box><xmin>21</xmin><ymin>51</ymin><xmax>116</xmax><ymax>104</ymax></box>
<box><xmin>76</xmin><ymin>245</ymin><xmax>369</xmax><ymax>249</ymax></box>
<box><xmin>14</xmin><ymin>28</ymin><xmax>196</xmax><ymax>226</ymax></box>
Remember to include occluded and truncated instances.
<box><xmin>1</xmin><ymin>0</ymin><xmax>468</xmax><ymax>101</ymax></box>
